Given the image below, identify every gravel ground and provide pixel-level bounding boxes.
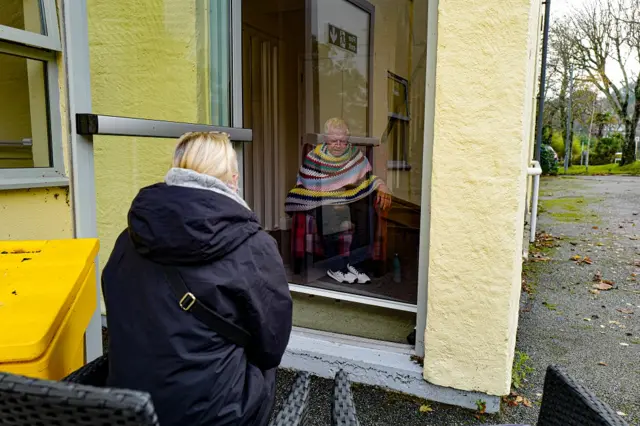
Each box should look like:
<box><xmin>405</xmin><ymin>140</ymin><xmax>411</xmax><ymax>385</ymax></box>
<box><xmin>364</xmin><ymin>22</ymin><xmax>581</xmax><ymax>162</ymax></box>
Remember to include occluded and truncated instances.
<box><xmin>274</xmin><ymin>175</ymin><xmax>640</xmax><ymax>425</ymax></box>
<box><xmin>507</xmin><ymin>176</ymin><xmax>640</xmax><ymax>425</ymax></box>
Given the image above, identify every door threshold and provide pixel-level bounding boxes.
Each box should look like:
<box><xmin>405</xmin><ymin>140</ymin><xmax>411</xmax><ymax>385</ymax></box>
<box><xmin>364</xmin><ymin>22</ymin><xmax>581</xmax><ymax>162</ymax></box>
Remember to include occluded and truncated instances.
<box><xmin>282</xmin><ymin>327</ymin><xmax>501</xmax><ymax>413</ymax></box>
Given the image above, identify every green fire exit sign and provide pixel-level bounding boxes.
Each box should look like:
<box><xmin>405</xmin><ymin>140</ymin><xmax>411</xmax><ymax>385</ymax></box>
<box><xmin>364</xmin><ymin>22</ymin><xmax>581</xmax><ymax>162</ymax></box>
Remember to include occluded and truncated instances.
<box><xmin>328</xmin><ymin>24</ymin><xmax>358</xmax><ymax>54</ymax></box>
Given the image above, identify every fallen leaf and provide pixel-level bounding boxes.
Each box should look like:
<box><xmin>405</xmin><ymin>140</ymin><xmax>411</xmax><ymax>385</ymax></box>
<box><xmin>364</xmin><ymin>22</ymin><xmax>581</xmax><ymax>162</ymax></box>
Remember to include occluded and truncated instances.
<box><xmin>616</xmin><ymin>308</ymin><xmax>634</xmax><ymax>315</ymax></box>
<box><xmin>602</xmin><ymin>279</ymin><xmax>615</xmax><ymax>285</ymax></box>
<box><xmin>617</xmin><ymin>411</ymin><xmax>627</xmax><ymax>417</ymax></box>
<box><xmin>531</xmin><ymin>253</ymin><xmax>550</xmax><ymax>262</ymax></box>
<box><xmin>597</xmin><ymin>362</ymin><xmax>608</xmax><ymax>366</ymax></box>
<box><xmin>597</xmin><ymin>242</ymin><xmax>604</xmax><ymax>246</ymax></box>
<box><xmin>419</xmin><ymin>404</ymin><xmax>433</xmax><ymax>413</ymax></box>
<box><xmin>593</xmin><ymin>282</ymin><xmax>613</xmax><ymax>291</ymax></box>
<box><xmin>571</xmin><ymin>255</ymin><xmax>583</xmax><ymax>262</ymax></box>
<box><xmin>583</xmin><ymin>257</ymin><xmax>593</xmax><ymax>265</ymax></box>
<box><xmin>522</xmin><ymin>398</ymin><xmax>532</xmax><ymax>408</ymax></box>
<box><xmin>620</xmin><ymin>343</ymin><xmax>629</xmax><ymax>347</ymax></box>
<box><xmin>593</xmin><ymin>226</ymin><xmax>599</xmax><ymax>230</ymax></box>
<box><xmin>609</xmin><ymin>320</ymin><xmax>621</xmax><ymax>325</ymax></box>
<box><xmin>583</xmin><ymin>318</ymin><xmax>592</xmax><ymax>321</ymax></box>
<box><xmin>590</xmin><ymin>289</ymin><xmax>601</xmax><ymax>295</ymax></box>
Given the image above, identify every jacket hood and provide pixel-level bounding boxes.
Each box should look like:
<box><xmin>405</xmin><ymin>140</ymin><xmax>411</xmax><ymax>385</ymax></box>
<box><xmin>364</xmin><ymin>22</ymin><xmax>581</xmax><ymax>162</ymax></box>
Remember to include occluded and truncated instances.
<box><xmin>127</xmin><ymin>168</ymin><xmax>260</xmax><ymax>265</ymax></box>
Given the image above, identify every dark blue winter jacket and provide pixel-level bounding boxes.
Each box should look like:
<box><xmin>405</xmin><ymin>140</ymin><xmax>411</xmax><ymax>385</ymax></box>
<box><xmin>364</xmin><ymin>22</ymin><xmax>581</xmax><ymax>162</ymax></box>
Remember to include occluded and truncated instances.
<box><xmin>102</xmin><ymin>173</ymin><xmax>293</xmax><ymax>426</ymax></box>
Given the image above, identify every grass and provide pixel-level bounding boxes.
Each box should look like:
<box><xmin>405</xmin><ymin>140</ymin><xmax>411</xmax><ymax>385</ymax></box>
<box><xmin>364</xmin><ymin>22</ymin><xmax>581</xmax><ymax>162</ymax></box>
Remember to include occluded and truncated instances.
<box><xmin>539</xmin><ymin>197</ymin><xmax>588</xmax><ymax>222</ymax></box>
<box><xmin>511</xmin><ymin>351</ymin><xmax>534</xmax><ymax>389</ymax></box>
<box><xmin>557</xmin><ymin>161</ymin><xmax>640</xmax><ymax>176</ymax></box>
<box><xmin>538</xmin><ymin>196</ymin><xmax>602</xmax><ymax>223</ymax></box>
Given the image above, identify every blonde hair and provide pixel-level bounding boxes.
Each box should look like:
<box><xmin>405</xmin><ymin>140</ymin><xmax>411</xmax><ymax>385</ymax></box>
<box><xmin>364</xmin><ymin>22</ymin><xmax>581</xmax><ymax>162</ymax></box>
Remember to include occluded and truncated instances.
<box><xmin>172</xmin><ymin>131</ymin><xmax>238</xmax><ymax>183</ymax></box>
<box><xmin>324</xmin><ymin>117</ymin><xmax>350</xmax><ymax>135</ymax></box>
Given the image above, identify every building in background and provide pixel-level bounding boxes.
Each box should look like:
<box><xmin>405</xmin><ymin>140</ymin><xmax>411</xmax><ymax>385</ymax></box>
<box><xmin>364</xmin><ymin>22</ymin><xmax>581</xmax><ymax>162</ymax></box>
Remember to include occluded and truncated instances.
<box><xmin>0</xmin><ymin>0</ymin><xmax>544</xmax><ymax>412</ymax></box>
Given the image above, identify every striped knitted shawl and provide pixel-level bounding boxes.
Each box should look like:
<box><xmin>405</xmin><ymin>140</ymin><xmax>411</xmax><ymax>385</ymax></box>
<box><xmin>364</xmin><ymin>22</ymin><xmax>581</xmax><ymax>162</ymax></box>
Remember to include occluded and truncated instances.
<box><xmin>285</xmin><ymin>144</ymin><xmax>381</xmax><ymax>212</ymax></box>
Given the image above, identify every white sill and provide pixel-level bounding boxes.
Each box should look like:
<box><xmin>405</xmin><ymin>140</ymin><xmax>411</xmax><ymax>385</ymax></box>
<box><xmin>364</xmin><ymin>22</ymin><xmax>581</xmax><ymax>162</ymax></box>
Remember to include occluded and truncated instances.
<box><xmin>0</xmin><ymin>175</ymin><xmax>70</xmax><ymax>191</ymax></box>
<box><xmin>282</xmin><ymin>327</ymin><xmax>501</xmax><ymax>413</ymax></box>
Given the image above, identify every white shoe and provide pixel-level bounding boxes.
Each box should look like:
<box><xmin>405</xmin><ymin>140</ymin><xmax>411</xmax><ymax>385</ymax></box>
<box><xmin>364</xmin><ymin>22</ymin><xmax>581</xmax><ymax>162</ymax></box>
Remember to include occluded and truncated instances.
<box><xmin>347</xmin><ymin>264</ymin><xmax>371</xmax><ymax>284</ymax></box>
<box><xmin>327</xmin><ymin>270</ymin><xmax>357</xmax><ymax>284</ymax></box>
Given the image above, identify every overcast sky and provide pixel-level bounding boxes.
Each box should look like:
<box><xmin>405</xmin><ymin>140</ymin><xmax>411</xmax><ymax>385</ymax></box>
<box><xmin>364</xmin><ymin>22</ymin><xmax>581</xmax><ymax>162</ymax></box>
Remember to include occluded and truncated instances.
<box><xmin>550</xmin><ymin>0</ymin><xmax>639</xmax><ymax>86</ymax></box>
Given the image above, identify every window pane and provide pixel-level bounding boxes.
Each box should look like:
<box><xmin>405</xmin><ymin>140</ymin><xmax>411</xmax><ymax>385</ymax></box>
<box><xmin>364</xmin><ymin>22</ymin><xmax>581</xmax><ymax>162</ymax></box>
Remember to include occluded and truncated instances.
<box><xmin>0</xmin><ymin>52</ymin><xmax>51</xmax><ymax>169</ymax></box>
<box><xmin>87</xmin><ymin>0</ymin><xmax>220</xmax><ymax>124</ymax></box>
<box><xmin>313</xmin><ymin>0</ymin><xmax>370</xmax><ymax>137</ymax></box>
<box><xmin>243</xmin><ymin>0</ymin><xmax>428</xmax><ymax>307</ymax></box>
<box><xmin>0</xmin><ymin>0</ymin><xmax>46</xmax><ymax>35</ymax></box>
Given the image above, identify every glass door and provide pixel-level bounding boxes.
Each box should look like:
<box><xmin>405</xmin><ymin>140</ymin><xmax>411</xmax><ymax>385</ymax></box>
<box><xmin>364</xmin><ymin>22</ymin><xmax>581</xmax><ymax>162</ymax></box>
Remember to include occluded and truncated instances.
<box><xmin>240</xmin><ymin>0</ymin><xmax>430</xmax><ymax>342</ymax></box>
<box><xmin>78</xmin><ymin>0</ymin><xmax>249</xmax><ymax>314</ymax></box>
<box><xmin>68</xmin><ymin>0</ymin><xmax>428</xmax><ymax>346</ymax></box>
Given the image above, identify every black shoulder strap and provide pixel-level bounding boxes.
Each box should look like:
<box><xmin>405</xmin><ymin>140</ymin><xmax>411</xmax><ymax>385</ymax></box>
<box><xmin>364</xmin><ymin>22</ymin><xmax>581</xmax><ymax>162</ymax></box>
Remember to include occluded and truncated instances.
<box><xmin>163</xmin><ymin>266</ymin><xmax>251</xmax><ymax>348</ymax></box>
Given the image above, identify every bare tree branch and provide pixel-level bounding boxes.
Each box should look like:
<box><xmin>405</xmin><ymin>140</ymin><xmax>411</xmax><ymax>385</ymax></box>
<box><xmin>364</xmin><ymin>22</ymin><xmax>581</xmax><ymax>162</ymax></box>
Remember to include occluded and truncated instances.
<box><xmin>559</xmin><ymin>0</ymin><xmax>640</xmax><ymax>164</ymax></box>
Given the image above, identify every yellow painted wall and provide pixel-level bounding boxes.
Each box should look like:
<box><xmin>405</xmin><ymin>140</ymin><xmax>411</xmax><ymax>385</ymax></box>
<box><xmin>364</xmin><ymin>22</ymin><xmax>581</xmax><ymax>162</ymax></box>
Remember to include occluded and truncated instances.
<box><xmin>87</xmin><ymin>0</ymin><xmax>209</xmax><ymax>274</ymax></box>
<box><xmin>424</xmin><ymin>0</ymin><xmax>537</xmax><ymax>396</ymax></box>
<box><xmin>0</xmin><ymin>188</ymin><xmax>73</xmax><ymax>240</ymax></box>
<box><xmin>0</xmin><ymin>0</ymin><xmax>73</xmax><ymax>242</ymax></box>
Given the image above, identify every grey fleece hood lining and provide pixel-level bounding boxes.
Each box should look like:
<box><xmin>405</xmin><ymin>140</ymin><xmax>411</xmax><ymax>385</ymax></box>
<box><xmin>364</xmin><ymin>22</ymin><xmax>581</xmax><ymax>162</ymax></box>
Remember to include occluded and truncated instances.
<box><xmin>165</xmin><ymin>168</ymin><xmax>251</xmax><ymax>211</ymax></box>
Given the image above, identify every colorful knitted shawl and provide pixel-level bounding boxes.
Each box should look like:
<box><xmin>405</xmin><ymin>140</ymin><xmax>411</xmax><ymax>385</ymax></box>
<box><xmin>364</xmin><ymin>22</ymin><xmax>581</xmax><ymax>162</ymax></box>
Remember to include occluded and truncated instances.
<box><xmin>285</xmin><ymin>144</ymin><xmax>381</xmax><ymax>212</ymax></box>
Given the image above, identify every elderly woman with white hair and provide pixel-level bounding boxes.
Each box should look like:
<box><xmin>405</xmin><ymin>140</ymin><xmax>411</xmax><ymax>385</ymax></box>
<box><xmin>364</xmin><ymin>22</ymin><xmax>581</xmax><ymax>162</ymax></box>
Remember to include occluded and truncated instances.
<box><xmin>102</xmin><ymin>132</ymin><xmax>293</xmax><ymax>426</ymax></box>
<box><xmin>285</xmin><ymin>117</ymin><xmax>392</xmax><ymax>284</ymax></box>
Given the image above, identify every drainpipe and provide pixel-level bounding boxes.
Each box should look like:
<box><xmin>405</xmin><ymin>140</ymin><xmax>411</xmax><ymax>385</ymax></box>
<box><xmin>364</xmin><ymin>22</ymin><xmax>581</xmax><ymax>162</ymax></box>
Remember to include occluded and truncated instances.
<box><xmin>534</xmin><ymin>0</ymin><xmax>551</xmax><ymax>162</ymax></box>
<box><xmin>529</xmin><ymin>161</ymin><xmax>543</xmax><ymax>243</ymax></box>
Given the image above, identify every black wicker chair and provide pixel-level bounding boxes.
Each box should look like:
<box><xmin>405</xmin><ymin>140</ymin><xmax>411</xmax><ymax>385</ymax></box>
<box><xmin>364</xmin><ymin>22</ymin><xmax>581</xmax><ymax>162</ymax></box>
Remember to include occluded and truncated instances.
<box><xmin>0</xmin><ymin>371</ymin><xmax>159</xmax><ymax>426</ymax></box>
<box><xmin>64</xmin><ymin>353</ymin><xmax>313</xmax><ymax>426</ymax></box>
<box><xmin>268</xmin><ymin>371</ymin><xmax>312</xmax><ymax>426</ymax></box>
<box><xmin>332</xmin><ymin>369</ymin><xmax>360</xmax><ymax>426</ymax></box>
<box><xmin>329</xmin><ymin>365</ymin><xmax>629</xmax><ymax>426</ymax></box>
<box><xmin>62</xmin><ymin>353</ymin><xmax>109</xmax><ymax>386</ymax></box>
<box><xmin>536</xmin><ymin>365</ymin><xmax>629</xmax><ymax>426</ymax></box>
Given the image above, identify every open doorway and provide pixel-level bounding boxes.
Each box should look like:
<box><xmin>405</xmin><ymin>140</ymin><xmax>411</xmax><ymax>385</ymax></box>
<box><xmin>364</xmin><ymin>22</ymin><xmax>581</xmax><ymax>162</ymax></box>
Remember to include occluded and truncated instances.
<box><xmin>241</xmin><ymin>0</ymin><xmax>426</xmax><ymax>308</ymax></box>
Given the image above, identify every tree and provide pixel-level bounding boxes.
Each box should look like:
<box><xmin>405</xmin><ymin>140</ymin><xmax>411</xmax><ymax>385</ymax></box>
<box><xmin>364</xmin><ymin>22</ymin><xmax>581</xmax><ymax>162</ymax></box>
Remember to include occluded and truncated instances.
<box><xmin>548</xmin><ymin>22</ymin><xmax>579</xmax><ymax>162</ymax></box>
<box><xmin>593</xmin><ymin>110</ymin><xmax>618</xmax><ymax>137</ymax></box>
<box><xmin>571</xmin><ymin>86</ymin><xmax>598</xmax><ymax>135</ymax></box>
<box><xmin>565</xmin><ymin>0</ymin><xmax>640</xmax><ymax>165</ymax></box>
<box><xmin>591</xmin><ymin>132</ymin><xmax>624</xmax><ymax>164</ymax></box>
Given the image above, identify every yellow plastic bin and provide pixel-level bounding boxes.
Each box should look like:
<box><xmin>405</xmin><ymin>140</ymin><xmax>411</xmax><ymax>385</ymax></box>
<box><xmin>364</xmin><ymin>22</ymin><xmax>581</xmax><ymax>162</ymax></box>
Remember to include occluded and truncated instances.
<box><xmin>0</xmin><ymin>239</ymin><xmax>99</xmax><ymax>380</ymax></box>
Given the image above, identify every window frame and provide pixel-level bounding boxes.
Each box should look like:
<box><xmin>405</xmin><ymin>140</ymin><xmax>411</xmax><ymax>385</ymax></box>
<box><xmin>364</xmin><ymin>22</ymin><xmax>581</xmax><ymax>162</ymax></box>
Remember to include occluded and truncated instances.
<box><xmin>0</xmin><ymin>0</ymin><xmax>67</xmax><ymax>190</ymax></box>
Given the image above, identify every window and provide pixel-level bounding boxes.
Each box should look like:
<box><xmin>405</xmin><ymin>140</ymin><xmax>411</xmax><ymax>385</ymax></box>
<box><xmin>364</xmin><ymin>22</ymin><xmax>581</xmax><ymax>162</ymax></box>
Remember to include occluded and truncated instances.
<box><xmin>386</xmin><ymin>72</ymin><xmax>411</xmax><ymax>171</ymax></box>
<box><xmin>0</xmin><ymin>0</ymin><xmax>66</xmax><ymax>189</ymax></box>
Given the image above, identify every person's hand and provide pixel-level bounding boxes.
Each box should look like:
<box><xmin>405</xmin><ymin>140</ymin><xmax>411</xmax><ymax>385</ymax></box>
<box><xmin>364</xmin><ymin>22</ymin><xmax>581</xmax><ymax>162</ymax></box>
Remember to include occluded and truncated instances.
<box><xmin>376</xmin><ymin>184</ymin><xmax>392</xmax><ymax>211</ymax></box>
